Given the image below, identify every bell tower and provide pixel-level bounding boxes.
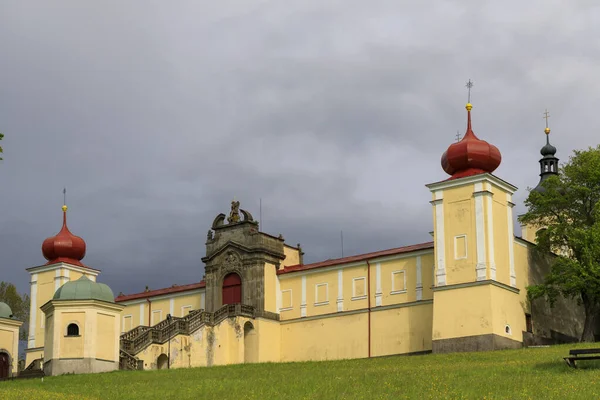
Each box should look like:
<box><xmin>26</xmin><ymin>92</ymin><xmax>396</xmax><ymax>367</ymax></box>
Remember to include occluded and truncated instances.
<box><xmin>427</xmin><ymin>85</ymin><xmax>524</xmax><ymax>352</ymax></box>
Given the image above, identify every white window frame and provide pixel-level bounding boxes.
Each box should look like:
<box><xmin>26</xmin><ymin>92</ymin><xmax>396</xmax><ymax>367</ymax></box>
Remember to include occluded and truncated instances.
<box><xmin>280</xmin><ymin>289</ymin><xmax>293</xmax><ymax>312</ymax></box>
<box><xmin>314</xmin><ymin>283</ymin><xmax>329</xmax><ymax>306</ymax></box>
<box><xmin>454</xmin><ymin>234</ymin><xmax>468</xmax><ymax>260</ymax></box>
<box><xmin>391</xmin><ymin>270</ymin><xmax>407</xmax><ymax>295</ymax></box>
<box><xmin>181</xmin><ymin>305</ymin><xmax>192</xmax><ymax>317</ymax></box>
<box><xmin>151</xmin><ymin>310</ymin><xmax>163</xmax><ymax>325</ymax></box>
<box><xmin>122</xmin><ymin>314</ymin><xmax>133</xmax><ymax>333</ymax></box>
<box><xmin>352</xmin><ymin>277</ymin><xmax>367</xmax><ymax>300</ymax></box>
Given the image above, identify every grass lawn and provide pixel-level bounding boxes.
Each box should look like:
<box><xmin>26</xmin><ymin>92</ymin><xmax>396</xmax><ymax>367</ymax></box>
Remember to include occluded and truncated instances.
<box><xmin>3</xmin><ymin>343</ymin><xmax>600</xmax><ymax>399</ymax></box>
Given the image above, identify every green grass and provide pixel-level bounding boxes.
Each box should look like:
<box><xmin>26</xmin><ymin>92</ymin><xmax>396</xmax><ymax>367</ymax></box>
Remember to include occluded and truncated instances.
<box><xmin>3</xmin><ymin>343</ymin><xmax>600</xmax><ymax>399</ymax></box>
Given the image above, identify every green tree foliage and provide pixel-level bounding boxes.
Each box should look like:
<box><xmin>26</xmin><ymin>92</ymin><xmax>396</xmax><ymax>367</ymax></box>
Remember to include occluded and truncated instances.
<box><xmin>519</xmin><ymin>145</ymin><xmax>600</xmax><ymax>342</ymax></box>
<box><xmin>0</xmin><ymin>282</ymin><xmax>30</xmax><ymax>340</ymax></box>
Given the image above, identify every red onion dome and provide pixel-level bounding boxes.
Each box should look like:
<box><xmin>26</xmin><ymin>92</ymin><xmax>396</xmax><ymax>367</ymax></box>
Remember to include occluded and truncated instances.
<box><xmin>42</xmin><ymin>205</ymin><xmax>87</xmax><ymax>267</ymax></box>
<box><xmin>441</xmin><ymin>103</ymin><xmax>501</xmax><ymax>180</ymax></box>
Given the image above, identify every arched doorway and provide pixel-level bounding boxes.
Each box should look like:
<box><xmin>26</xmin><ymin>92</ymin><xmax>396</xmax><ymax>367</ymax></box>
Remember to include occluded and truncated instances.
<box><xmin>0</xmin><ymin>352</ymin><xmax>9</xmax><ymax>379</ymax></box>
<box><xmin>157</xmin><ymin>353</ymin><xmax>168</xmax><ymax>370</ymax></box>
<box><xmin>222</xmin><ymin>273</ymin><xmax>242</xmax><ymax>305</ymax></box>
<box><xmin>244</xmin><ymin>321</ymin><xmax>258</xmax><ymax>364</ymax></box>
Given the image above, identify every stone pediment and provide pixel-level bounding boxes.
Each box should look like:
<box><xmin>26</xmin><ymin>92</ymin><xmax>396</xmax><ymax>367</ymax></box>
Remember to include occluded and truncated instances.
<box><xmin>201</xmin><ymin>240</ymin><xmax>284</xmax><ymax>265</ymax></box>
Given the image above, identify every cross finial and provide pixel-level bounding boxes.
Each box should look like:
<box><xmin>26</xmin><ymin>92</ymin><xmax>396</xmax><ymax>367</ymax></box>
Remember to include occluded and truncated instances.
<box><xmin>466</xmin><ymin>79</ymin><xmax>474</xmax><ymax>103</ymax></box>
<box><xmin>63</xmin><ymin>187</ymin><xmax>67</xmax><ymax>205</ymax></box>
<box><xmin>543</xmin><ymin>109</ymin><xmax>551</xmax><ymax>134</ymax></box>
<box><xmin>455</xmin><ymin>130</ymin><xmax>462</xmax><ymax>142</ymax></box>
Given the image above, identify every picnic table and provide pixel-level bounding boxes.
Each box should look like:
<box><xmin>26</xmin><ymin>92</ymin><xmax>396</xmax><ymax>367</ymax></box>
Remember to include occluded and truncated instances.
<box><xmin>564</xmin><ymin>348</ymin><xmax>600</xmax><ymax>368</ymax></box>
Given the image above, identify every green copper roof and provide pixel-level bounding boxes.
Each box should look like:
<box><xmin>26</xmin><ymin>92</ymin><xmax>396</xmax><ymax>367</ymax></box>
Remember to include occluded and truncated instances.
<box><xmin>53</xmin><ymin>275</ymin><xmax>115</xmax><ymax>303</ymax></box>
<box><xmin>0</xmin><ymin>302</ymin><xmax>13</xmax><ymax>319</ymax></box>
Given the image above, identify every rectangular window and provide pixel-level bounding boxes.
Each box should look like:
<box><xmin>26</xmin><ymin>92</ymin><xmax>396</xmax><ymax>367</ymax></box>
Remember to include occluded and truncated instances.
<box><xmin>123</xmin><ymin>315</ymin><xmax>133</xmax><ymax>332</ymax></box>
<box><xmin>181</xmin><ymin>305</ymin><xmax>192</xmax><ymax>317</ymax></box>
<box><xmin>352</xmin><ymin>277</ymin><xmax>367</xmax><ymax>300</ymax></box>
<box><xmin>151</xmin><ymin>310</ymin><xmax>163</xmax><ymax>326</ymax></box>
<box><xmin>525</xmin><ymin>313</ymin><xmax>533</xmax><ymax>333</ymax></box>
<box><xmin>391</xmin><ymin>270</ymin><xmax>407</xmax><ymax>294</ymax></box>
<box><xmin>454</xmin><ymin>235</ymin><xmax>467</xmax><ymax>260</ymax></box>
<box><xmin>315</xmin><ymin>283</ymin><xmax>329</xmax><ymax>306</ymax></box>
<box><xmin>280</xmin><ymin>289</ymin><xmax>292</xmax><ymax>311</ymax></box>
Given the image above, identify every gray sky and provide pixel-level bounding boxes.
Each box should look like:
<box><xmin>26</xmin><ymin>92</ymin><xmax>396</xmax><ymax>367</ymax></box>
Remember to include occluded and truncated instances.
<box><xmin>1</xmin><ymin>0</ymin><xmax>598</xmax><ymax>296</ymax></box>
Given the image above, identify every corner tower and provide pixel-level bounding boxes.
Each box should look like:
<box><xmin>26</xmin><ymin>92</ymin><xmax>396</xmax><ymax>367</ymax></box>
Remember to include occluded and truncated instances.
<box><xmin>426</xmin><ymin>92</ymin><xmax>523</xmax><ymax>352</ymax></box>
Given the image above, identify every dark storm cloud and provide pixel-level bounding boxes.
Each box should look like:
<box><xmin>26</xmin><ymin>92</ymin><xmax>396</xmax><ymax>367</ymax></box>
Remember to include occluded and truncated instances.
<box><xmin>1</xmin><ymin>1</ymin><xmax>599</xmax><ymax>296</ymax></box>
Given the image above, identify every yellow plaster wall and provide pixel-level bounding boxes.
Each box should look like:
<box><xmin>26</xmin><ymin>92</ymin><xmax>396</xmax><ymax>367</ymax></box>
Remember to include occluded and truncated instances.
<box><xmin>421</xmin><ymin>254</ymin><xmax>435</xmax><ymax>300</ymax></box>
<box><xmin>380</xmin><ymin>257</ymin><xmax>413</xmax><ymax>305</ymax></box>
<box><xmin>254</xmin><ymin>318</ymin><xmax>281</xmax><ymax>362</ymax></box>
<box><xmin>280</xmin><ymin>312</ymin><xmax>368</xmax><ymax>362</ymax></box>
<box><xmin>0</xmin><ymin>320</ymin><xmax>21</xmax><ymax>375</ymax></box>
<box><xmin>441</xmin><ymin>184</ymin><xmax>477</xmax><ymax>285</ymax></box>
<box><xmin>97</xmin><ymin>313</ymin><xmax>116</xmax><ymax>361</ymax></box>
<box><xmin>344</xmin><ymin>264</ymin><xmax>369</xmax><ymax>312</ymax></box>
<box><xmin>306</xmin><ymin>271</ymin><xmax>337</xmax><ymax>316</ymax></box>
<box><xmin>432</xmin><ymin>285</ymin><xmax>493</xmax><ymax>340</ymax></box>
<box><xmin>34</xmin><ymin>270</ymin><xmax>55</xmax><ymax>346</ymax></box>
<box><xmin>491</xmin><ymin>195</ymin><xmax>510</xmax><ymax>286</ymax></box>
<box><xmin>264</xmin><ymin>263</ymin><xmax>277</xmax><ymax>314</ymax></box>
<box><xmin>282</xmin><ymin>246</ymin><xmax>300</xmax><ymax>268</ymax></box>
<box><xmin>489</xmin><ymin>285</ymin><xmax>525</xmax><ymax>342</ymax></box>
<box><xmin>371</xmin><ymin>303</ymin><xmax>433</xmax><ymax>356</ymax></box>
<box><xmin>44</xmin><ymin>314</ymin><xmax>54</xmax><ymax>361</ymax></box>
<box><xmin>513</xmin><ymin>240</ymin><xmax>532</xmax><ymax>309</ymax></box>
<box><xmin>59</xmin><ymin>311</ymin><xmax>85</xmax><ymax>359</ymax></box>
<box><xmin>279</xmin><ymin>276</ymin><xmax>302</xmax><ymax>320</ymax></box>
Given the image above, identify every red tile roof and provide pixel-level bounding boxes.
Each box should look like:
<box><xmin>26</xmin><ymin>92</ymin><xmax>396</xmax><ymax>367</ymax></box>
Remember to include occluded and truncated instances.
<box><xmin>277</xmin><ymin>241</ymin><xmax>434</xmax><ymax>275</ymax></box>
<box><xmin>115</xmin><ymin>281</ymin><xmax>206</xmax><ymax>302</ymax></box>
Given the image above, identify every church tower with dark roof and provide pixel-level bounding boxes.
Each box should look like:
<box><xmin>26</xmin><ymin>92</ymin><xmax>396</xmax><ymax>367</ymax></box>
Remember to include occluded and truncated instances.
<box><xmin>532</xmin><ymin>111</ymin><xmax>559</xmax><ymax>193</ymax></box>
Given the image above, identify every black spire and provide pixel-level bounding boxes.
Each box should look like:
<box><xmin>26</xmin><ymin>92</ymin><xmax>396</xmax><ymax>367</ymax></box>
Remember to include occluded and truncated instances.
<box><xmin>533</xmin><ymin>111</ymin><xmax>559</xmax><ymax>193</ymax></box>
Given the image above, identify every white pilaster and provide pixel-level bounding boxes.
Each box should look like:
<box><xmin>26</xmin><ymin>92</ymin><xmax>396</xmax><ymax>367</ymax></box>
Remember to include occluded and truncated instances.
<box><xmin>485</xmin><ymin>184</ymin><xmax>496</xmax><ymax>280</ymax></box>
<box><xmin>139</xmin><ymin>303</ymin><xmax>145</xmax><ymax>326</ymax></box>
<box><xmin>169</xmin><ymin>298</ymin><xmax>174</xmax><ymax>316</ymax></box>
<box><xmin>416</xmin><ymin>256</ymin><xmax>423</xmax><ymax>301</ymax></box>
<box><xmin>64</xmin><ymin>269</ymin><xmax>70</xmax><ymax>283</ymax></box>
<box><xmin>54</xmin><ymin>269</ymin><xmax>61</xmax><ymax>292</ymax></box>
<box><xmin>375</xmin><ymin>263</ymin><xmax>382</xmax><ymax>306</ymax></box>
<box><xmin>474</xmin><ymin>183</ymin><xmax>487</xmax><ymax>281</ymax></box>
<box><xmin>300</xmin><ymin>276</ymin><xmax>307</xmax><ymax>317</ymax></box>
<box><xmin>28</xmin><ymin>273</ymin><xmax>38</xmax><ymax>348</ymax></box>
<box><xmin>507</xmin><ymin>193</ymin><xmax>517</xmax><ymax>287</ymax></box>
<box><xmin>433</xmin><ymin>190</ymin><xmax>446</xmax><ymax>286</ymax></box>
<box><xmin>337</xmin><ymin>269</ymin><xmax>343</xmax><ymax>312</ymax></box>
<box><xmin>201</xmin><ymin>292</ymin><xmax>206</xmax><ymax>310</ymax></box>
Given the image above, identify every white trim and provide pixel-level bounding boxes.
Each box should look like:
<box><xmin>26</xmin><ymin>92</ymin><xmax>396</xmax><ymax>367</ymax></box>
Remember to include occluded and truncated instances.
<box><xmin>337</xmin><ymin>269</ymin><xmax>343</xmax><ymax>312</ymax></box>
<box><xmin>181</xmin><ymin>305</ymin><xmax>192</xmax><ymax>317</ymax></box>
<box><xmin>151</xmin><ymin>310</ymin><xmax>163</xmax><ymax>326</ymax></box>
<box><xmin>426</xmin><ymin>172</ymin><xmax>517</xmax><ymax>194</ymax></box>
<box><xmin>64</xmin><ymin>269</ymin><xmax>70</xmax><ymax>283</ymax></box>
<box><xmin>433</xmin><ymin>196</ymin><xmax>446</xmax><ymax>286</ymax></box>
<box><xmin>375</xmin><ymin>263</ymin><xmax>382</xmax><ymax>306</ymax></box>
<box><xmin>139</xmin><ymin>303</ymin><xmax>145</xmax><ymax>326</ymax></box>
<box><xmin>474</xmin><ymin>183</ymin><xmax>487</xmax><ymax>281</ymax></box>
<box><xmin>26</xmin><ymin>262</ymin><xmax>100</xmax><ymax>277</ymax></box>
<box><xmin>275</xmin><ymin>274</ymin><xmax>281</xmax><ymax>313</ymax></box>
<box><xmin>122</xmin><ymin>314</ymin><xmax>133</xmax><ymax>333</ymax></box>
<box><xmin>117</xmin><ymin>288</ymin><xmax>206</xmax><ymax>305</ymax></box>
<box><xmin>454</xmin><ymin>235</ymin><xmax>468</xmax><ymax>260</ymax></box>
<box><xmin>314</xmin><ymin>283</ymin><xmax>329</xmax><ymax>306</ymax></box>
<box><xmin>169</xmin><ymin>298</ymin><xmax>174</xmax><ymax>316</ymax></box>
<box><xmin>507</xmin><ymin>193</ymin><xmax>517</xmax><ymax>287</ymax></box>
<box><xmin>351</xmin><ymin>277</ymin><xmax>367</xmax><ymax>300</ymax></box>
<box><xmin>27</xmin><ymin>273</ymin><xmax>38</xmax><ymax>348</ymax></box>
<box><xmin>434</xmin><ymin>190</ymin><xmax>444</xmax><ymax>200</ymax></box>
<box><xmin>485</xmin><ymin>188</ymin><xmax>496</xmax><ymax>280</ymax></box>
<box><xmin>280</xmin><ymin>289</ymin><xmax>293</xmax><ymax>312</ymax></box>
<box><xmin>277</xmin><ymin>249</ymin><xmax>434</xmax><ymax>279</ymax></box>
<box><xmin>300</xmin><ymin>276</ymin><xmax>307</xmax><ymax>317</ymax></box>
<box><xmin>54</xmin><ymin>269</ymin><xmax>61</xmax><ymax>292</ymax></box>
<box><xmin>416</xmin><ymin>256</ymin><xmax>423</xmax><ymax>301</ymax></box>
<box><xmin>391</xmin><ymin>270</ymin><xmax>407</xmax><ymax>294</ymax></box>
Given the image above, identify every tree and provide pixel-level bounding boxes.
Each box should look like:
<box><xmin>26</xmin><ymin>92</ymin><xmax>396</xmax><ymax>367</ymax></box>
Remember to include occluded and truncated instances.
<box><xmin>0</xmin><ymin>282</ymin><xmax>30</xmax><ymax>340</ymax></box>
<box><xmin>519</xmin><ymin>145</ymin><xmax>600</xmax><ymax>342</ymax></box>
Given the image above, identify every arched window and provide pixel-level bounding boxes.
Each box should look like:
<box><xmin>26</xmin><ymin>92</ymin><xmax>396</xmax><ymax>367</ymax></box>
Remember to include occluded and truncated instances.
<box><xmin>67</xmin><ymin>323</ymin><xmax>79</xmax><ymax>336</ymax></box>
<box><xmin>222</xmin><ymin>273</ymin><xmax>242</xmax><ymax>305</ymax></box>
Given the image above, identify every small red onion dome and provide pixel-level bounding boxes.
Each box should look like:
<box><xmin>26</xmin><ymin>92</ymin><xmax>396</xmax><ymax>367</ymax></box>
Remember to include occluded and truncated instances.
<box><xmin>42</xmin><ymin>205</ymin><xmax>87</xmax><ymax>267</ymax></box>
<box><xmin>441</xmin><ymin>103</ymin><xmax>501</xmax><ymax>180</ymax></box>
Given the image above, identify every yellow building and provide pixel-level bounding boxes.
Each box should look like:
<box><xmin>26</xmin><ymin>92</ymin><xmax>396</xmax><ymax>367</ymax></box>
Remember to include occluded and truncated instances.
<box><xmin>0</xmin><ymin>302</ymin><xmax>23</xmax><ymax>378</ymax></box>
<box><xmin>21</xmin><ymin>101</ymin><xmax>585</xmax><ymax>375</ymax></box>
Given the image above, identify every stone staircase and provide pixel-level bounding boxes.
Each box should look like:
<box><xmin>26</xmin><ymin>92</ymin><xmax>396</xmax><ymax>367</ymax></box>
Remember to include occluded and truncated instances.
<box><xmin>118</xmin><ymin>303</ymin><xmax>257</xmax><ymax>369</ymax></box>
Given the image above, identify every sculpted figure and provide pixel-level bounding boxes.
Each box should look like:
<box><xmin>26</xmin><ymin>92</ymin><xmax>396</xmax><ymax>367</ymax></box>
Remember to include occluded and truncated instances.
<box><xmin>228</xmin><ymin>200</ymin><xmax>241</xmax><ymax>224</ymax></box>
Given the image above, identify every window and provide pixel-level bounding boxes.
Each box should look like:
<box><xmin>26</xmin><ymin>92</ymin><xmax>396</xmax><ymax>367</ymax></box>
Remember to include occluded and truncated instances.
<box><xmin>152</xmin><ymin>310</ymin><xmax>163</xmax><ymax>325</ymax></box>
<box><xmin>67</xmin><ymin>323</ymin><xmax>79</xmax><ymax>336</ymax></box>
<box><xmin>315</xmin><ymin>283</ymin><xmax>329</xmax><ymax>306</ymax></box>
<box><xmin>525</xmin><ymin>314</ymin><xmax>533</xmax><ymax>333</ymax></box>
<box><xmin>123</xmin><ymin>315</ymin><xmax>133</xmax><ymax>332</ymax></box>
<box><xmin>280</xmin><ymin>289</ymin><xmax>292</xmax><ymax>311</ymax></box>
<box><xmin>454</xmin><ymin>235</ymin><xmax>467</xmax><ymax>260</ymax></box>
<box><xmin>181</xmin><ymin>305</ymin><xmax>192</xmax><ymax>317</ymax></box>
<box><xmin>352</xmin><ymin>277</ymin><xmax>367</xmax><ymax>300</ymax></box>
<box><xmin>391</xmin><ymin>270</ymin><xmax>407</xmax><ymax>294</ymax></box>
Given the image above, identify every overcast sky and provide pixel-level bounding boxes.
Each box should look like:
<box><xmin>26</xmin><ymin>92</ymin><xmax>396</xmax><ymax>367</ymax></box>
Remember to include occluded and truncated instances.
<box><xmin>1</xmin><ymin>0</ymin><xmax>599</xmax><ymax>297</ymax></box>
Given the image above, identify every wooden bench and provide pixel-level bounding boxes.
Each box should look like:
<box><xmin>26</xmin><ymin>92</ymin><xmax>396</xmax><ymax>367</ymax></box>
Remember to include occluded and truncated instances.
<box><xmin>564</xmin><ymin>348</ymin><xmax>600</xmax><ymax>368</ymax></box>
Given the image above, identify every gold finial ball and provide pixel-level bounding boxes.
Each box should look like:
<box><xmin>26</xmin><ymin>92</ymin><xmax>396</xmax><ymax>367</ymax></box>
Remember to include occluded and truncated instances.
<box><xmin>465</xmin><ymin>103</ymin><xmax>473</xmax><ymax>111</ymax></box>
<box><xmin>62</xmin><ymin>205</ymin><xmax>68</xmax><ymax>212</ymax></box>
<box><xmin>544</xmin><ymin>127</ymin><xmax>551</xmax><ymax>134</ymax></box>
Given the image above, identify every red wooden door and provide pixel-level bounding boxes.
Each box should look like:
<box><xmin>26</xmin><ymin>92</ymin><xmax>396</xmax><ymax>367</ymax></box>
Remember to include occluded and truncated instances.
<box><xmin>0</xmin><ymin>352</ymin><xmax>9</xmax><ymax>379</ymax></box>
<box><xmin>222</xmin><ymin>273</ymin><xmax>242</xmax><ymax>305</ymax></box>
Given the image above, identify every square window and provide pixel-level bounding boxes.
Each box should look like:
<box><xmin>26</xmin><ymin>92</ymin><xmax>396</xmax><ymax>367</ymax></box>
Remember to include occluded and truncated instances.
<box><xmin>454</xmin><ymin>235</ymin><xmax>467</xmax><ymax>260</ymax></box>
<box><xmin>315</xmin><ymin>283</ymin><xmax>328</xmax><ymax>305</ymax></box>
<box><xmin>391</xmin><ymin>270</ymin><xmax>406</xmax><ymax>294</ymax></box>
<box><xmin>352</xmin><ymin>277</ymin><xmax>367</xmax><ymax>300</ymax></box>
<box><xmin>281</xmin><ymin>289</ymin><xmax>292</xmax><ymax>311</ymax></box>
